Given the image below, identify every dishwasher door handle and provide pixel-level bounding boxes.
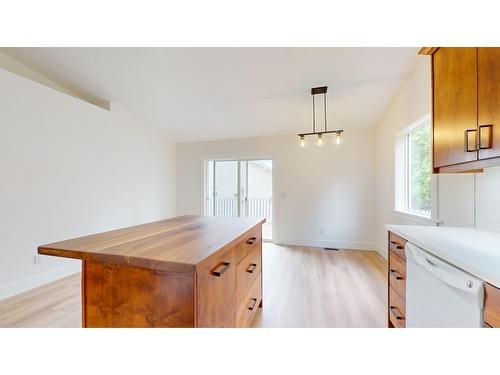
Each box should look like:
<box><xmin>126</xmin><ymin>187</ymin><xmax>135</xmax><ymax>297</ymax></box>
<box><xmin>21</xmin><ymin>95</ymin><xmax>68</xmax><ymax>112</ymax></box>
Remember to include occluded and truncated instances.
<box><xmin>406</xmin><ymin>242</ymin><xmax>484</xmax><ymax>297</ymax></box>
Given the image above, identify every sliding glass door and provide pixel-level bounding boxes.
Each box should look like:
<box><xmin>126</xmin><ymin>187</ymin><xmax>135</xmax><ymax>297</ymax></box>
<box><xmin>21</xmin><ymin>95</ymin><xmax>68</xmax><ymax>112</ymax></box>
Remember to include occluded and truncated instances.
<box><xmin>205</xmin><ymin>159</ymin><xmax>273</xmax><ymax>241</ymax></box>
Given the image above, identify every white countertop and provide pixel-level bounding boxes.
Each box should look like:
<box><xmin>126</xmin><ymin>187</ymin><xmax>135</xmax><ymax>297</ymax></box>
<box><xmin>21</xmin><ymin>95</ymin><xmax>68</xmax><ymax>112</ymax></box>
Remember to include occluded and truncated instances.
<box><xmin>386</xmin><ymin>225</ymin><xmax>500</xmax><ymax>289</ymax></box>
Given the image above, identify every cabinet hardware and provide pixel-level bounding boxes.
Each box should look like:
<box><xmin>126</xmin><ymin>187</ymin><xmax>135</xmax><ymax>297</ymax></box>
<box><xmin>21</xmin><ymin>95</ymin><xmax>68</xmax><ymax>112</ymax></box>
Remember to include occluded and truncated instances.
<box><xmin>390</xmin><ymin>306</ymin><xmax>404</xmax><ymax>320</ymax></box>
<box><xmin>464</xmin><ymin>129</ymin><xmax>478</xmax><ymax>152</ymax></box>
<box><xmin>390</xmin><ymin>269</ymin><xmax>404</xmax><ymax>280</ymax></box>
<box><xmin>248</xmin><ymin>297</ymin><xmax>258</xmax><ymax>311</ymax></box>
<box><xmin>210</xmin><ymin>262</ymin><xmax>231</xmax><ymax>277</ymax></box>
<box><xmin>390</xmin><ymin>240</ymin><xmax>403</xmax><ymax>250</ymax></box>
<box><xmin>247</xmin><ymin>236</ymin><xmax>257</xmax><ymax>245</ymax></box>
<box><xmin>246</xmin><ymin>263</ymin><xmax>257</xmax><ymax>273</ymax></box>
<box><xmin>479</xmin><ymin>124</ymin><xmax>493</xmax><ymax>149</ymax></box>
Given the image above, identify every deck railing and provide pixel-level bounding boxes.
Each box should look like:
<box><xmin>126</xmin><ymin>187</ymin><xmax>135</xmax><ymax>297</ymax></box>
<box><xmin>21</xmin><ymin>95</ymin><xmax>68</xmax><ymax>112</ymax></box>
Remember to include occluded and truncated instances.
<box><xmin>205</xmin><ymin>197</ymin><xmax>272</xmax><ymax>221</ymax></box>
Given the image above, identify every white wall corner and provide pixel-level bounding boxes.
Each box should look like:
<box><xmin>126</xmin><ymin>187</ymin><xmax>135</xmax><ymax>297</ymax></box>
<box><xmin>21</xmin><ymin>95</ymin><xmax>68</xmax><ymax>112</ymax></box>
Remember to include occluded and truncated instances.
<box><xmin>375</xmin><ymin>242</ymin><xmax>388</xmax><ymax>260</ymax></box>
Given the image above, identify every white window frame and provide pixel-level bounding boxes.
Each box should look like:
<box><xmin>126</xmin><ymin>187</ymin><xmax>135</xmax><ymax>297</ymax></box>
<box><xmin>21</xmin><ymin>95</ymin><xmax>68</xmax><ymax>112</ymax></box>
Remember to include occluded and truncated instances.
<box><xmin>394</xmin><ymin>114</ymin><xmax>438</xmax><ymax>224</ymax></box>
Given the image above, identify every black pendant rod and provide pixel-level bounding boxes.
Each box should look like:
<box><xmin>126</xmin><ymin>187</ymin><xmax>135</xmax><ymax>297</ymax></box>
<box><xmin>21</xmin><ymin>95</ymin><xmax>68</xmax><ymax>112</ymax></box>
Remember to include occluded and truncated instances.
<box><xmin>324</xmin><ymin>92</ymin><xmax>327</xmax><ymax>132</ymax></box>
<box><xmin>298</xmin><ymin>130</ymin><xmax>343</xmax><ymax>137</ymax></box>
<box><xmin>299</xmin><ymin>86</ymin><xmax>342</xmax><ymax>140</ymax></box>
<box><xmin>312</xmin><ymin>94</ymin><xmax>316</xmax><ymax>133</ymax></box>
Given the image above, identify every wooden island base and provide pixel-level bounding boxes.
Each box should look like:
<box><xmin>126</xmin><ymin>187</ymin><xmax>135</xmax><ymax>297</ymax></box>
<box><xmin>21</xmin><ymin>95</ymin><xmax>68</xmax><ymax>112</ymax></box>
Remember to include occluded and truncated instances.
<box><xmin>40</xmin><ymin>215</ymin><xmax>264</xmax><ymax>328</ymax></box>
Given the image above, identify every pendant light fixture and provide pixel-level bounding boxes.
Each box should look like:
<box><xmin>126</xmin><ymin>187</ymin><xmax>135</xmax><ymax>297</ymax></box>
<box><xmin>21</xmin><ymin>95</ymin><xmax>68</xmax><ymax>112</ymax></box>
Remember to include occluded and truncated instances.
<box><xmin>298</xmin><ymin>86</ymin><xmax>343</xmax><ymax>147</ymax></box>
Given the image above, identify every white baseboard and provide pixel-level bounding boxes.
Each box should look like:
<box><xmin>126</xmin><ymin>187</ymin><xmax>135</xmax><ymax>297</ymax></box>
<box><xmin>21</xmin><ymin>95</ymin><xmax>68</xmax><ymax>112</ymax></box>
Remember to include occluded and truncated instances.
<box><xmin>0</xmin><ymin>262</ymin><xmax>81</xmax><ymax>301</ymax></box>
<box><xmin>0</xmin><ymin>239</ymin><xmax>384</xmax><ymax>301</ymax></box>
<box><xmin>277</xmin><ymin>238</ymin><xmax>377</xmax><ymax>251</ymax></box>
<box><xmin>375</xmin><ymin>242</ymin><xmax>388</xmax><ymax>260</ymax></box>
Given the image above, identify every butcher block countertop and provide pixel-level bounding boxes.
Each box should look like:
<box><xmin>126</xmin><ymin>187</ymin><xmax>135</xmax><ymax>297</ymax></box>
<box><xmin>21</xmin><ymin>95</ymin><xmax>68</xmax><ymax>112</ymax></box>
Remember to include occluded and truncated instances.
<box><xmin>39</xmin><ymin>215</ymin><xmax>265</xmax><ymax>274</ymax></box>
<box><xmin>386</xmin><ymin>224</ymin><xmax>500</xmax><ymax>289</ymax></box>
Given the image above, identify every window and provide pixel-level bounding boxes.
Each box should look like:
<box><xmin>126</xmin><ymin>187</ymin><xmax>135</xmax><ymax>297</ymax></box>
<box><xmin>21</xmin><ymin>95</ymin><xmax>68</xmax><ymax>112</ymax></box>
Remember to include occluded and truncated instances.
<box><xmin>204</xmin><ymin>159</ymin><xmax>274</xmax><ymax>241</ymax></box>
<box><xmin>395</xmin><ymin>115</ymin><xmax>432</xmax><ymax>218</ymax></box>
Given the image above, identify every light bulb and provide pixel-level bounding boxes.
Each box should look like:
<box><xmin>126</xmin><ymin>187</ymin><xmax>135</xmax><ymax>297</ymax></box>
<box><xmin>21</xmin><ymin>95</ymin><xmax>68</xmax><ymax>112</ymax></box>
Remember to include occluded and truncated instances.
<box><xmin>299</xmin><ymin>136</ymin><xmax>305</xmax><ymax>148</ymax></box>
<box><xmin>336</xmin><ymin>132</ymin><xmax>342</xmax><ymax>145</ymax></box>
<box><xmin>317</xmin><ymin>133</ymin><xmax>323</xmax><ymax>146</ymax></box>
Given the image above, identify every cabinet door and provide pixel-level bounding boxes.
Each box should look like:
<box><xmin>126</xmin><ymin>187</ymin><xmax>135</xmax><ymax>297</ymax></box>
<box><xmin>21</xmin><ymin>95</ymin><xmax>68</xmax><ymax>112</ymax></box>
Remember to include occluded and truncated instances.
<box><xmin>433</xmin><ymin>47</ymin><xmax>478</xmax><ymax>168</ymax></box>
<box><xmin>478</xmin><ymin>48</ymin><xmax>500</xmax><ymax>160</ymax></box>
<box><xmin>196</xmin><ymin>248</ymin><xmax>236</xmax><ymax>327</ymax></box>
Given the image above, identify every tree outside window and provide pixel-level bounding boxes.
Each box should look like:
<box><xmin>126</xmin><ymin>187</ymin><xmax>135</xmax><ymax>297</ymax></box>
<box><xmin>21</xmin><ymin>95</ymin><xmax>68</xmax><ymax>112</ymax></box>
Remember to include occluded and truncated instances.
<box><xmin>395</xmin><ymin>116</ymin><xmax>432</xmax><ymax>219</ymax></box>
<box><xmin>408</xmin><ymin>123</ymin><xmax>431</xmax><ymax>215</ymax></box>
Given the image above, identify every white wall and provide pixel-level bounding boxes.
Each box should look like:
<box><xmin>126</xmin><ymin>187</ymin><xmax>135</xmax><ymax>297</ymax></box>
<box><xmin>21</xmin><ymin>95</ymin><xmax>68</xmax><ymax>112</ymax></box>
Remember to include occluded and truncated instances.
<box><xmin>0</xmin><ymin>68</ymin><xmax>176</xmax><ymax>300</ymax></box>
<box><xmin>476</xmin><ymin>166</ymin><xmax>500</xmax><ymax>233</ymax></box>
<box><xmin>374</xmin><ymin>59</ymin><xmax>476</xmax><ymax>258</ymax></box>
<box><xmin>176</xmin><ymin>129</ymin><xmax>377</xmax><ymax>250</ymax></box>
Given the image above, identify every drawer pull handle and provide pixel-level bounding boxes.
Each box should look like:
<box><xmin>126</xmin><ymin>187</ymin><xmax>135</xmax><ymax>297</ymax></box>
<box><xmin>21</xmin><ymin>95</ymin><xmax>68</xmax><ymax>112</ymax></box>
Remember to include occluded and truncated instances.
<box><xmin>390</xmin><ymin>269</ymin><xmax>404</xmax><ymax>280</ymax></box>
<box><xmin>248</xmin><ymin>297</ymin><xmax>258</xmax><ymax>311</ymax></box>
<box><xmin>246</xmin><ymin>263</ymin><xmax>257</xmax><ymax>273</ymax></box>
<box><xmin>390</xmin><ymin>240</ymin><xmax>404</xmax><ymax>250</ymax></box>
<box><xmin>210</xmin><ymin>262</ymin><xmax>231</xmax><ymax>277</ymax></box>
<box><xmin>390</xmin><ymin>306</ymin><xmax>404</xmax><ymax>320</ymax></box>
<box><xmin>464</xmin><ymin>129</ymin><xmax>478</xmax><ymax>152</ymax></box>
<box><xmin>479</xmin><ymin>124</ymin><xmax>493</xmax><ymax>149</ymax></box>
<box><xmin>247</xmin><ymin>236</ymin><xmax>257</xmax><ymax>245</ymax></box>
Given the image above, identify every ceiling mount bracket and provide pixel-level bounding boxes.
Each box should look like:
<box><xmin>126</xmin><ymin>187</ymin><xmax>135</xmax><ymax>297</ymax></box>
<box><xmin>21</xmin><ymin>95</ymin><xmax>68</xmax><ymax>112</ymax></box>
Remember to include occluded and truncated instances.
<box><xmin>311</xmin><ymin>86</ymin><xmax>328</xmax><ymax>95</ymax></box>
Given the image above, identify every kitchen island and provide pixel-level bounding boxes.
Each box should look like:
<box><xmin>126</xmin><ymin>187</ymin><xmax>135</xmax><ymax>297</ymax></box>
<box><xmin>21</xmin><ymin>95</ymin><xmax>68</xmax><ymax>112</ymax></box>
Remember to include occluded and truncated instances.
<box><xmin>38</xmin><ymin>215</ymin><xmax>265</xmax><ymax>328</ymax></box>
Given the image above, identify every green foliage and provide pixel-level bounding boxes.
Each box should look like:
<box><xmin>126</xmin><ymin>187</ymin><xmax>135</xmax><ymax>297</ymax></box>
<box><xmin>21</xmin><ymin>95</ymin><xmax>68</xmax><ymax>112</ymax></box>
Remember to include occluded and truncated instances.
<box><xmin>409</xmin><ymin>123</ymin><xmax>431</xmax><ymax>214</ymax></box>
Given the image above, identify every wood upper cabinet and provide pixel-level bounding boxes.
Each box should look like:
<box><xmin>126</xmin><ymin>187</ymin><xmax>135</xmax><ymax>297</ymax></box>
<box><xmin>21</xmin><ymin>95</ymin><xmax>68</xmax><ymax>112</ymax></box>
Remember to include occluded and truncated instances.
<box><xmin>433</xmin><ymin>47</ymin><xmax>478</xmax><ymax>168</ymax></box>
<box><xmin>428</xmin><ymin>47</ymin><xmax>500</xmax><ymax>172</ymax></box>
<box><xmin>478</xmin><ymin>48</ymin><xmax>500</xmax><ymax>160</ymax></box>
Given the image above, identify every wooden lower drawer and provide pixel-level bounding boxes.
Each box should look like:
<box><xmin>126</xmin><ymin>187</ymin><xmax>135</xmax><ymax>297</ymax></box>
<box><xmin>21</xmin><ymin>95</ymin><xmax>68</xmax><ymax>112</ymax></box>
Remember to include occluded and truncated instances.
<box><xmin>196</xmin><ymin>247</ymin><xmax>237</xmax><ymax>328</ymax></box>
<box><xmin>485</xmin><ymin>283</ymin><xmax>500</xmax><ymax>328</ymax></box>
<box><xmin>389</xmin><ymin>232</ymin><xmax>407</xmax><ymax>260</ymax></box>
<box><xmin>389</xmin><ymin>286</ymin><xmax>406</xmax><ymax>328</ymax></box>
<box><xmin>235</xmin><ymin>225</ymin><xmax>262</xmax><ymax>264</ymax></box>
<box><xmin>236</xmin><ymin>241</ymin><xmax>262</xmax><ymax>298</ymax></box>
<box><xmin>389</xmin><ymin>250</ymin><xmax>406</xmax><ymax>300</ymax></box>
<box><xmin>236</xmin><ymin>274</ymin><xmax>262</xmax><ymax>328</ymax></box>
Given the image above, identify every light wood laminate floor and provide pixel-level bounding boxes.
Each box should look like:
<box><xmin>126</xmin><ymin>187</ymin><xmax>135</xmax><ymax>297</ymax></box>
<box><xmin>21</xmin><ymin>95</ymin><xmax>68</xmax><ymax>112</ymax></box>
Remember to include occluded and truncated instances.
<box><xmin>0</xmin><ymin>243</ymin><xmax>387</xmax><ymax>328</ymax></box>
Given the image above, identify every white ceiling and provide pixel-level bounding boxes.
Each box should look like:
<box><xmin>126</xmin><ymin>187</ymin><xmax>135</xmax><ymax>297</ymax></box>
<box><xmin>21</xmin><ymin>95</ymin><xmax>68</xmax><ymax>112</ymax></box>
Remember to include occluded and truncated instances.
<box><xmin>2</xmin><ymin>48</ymin><xmax>420</xmax><ymax>142</ymax></box>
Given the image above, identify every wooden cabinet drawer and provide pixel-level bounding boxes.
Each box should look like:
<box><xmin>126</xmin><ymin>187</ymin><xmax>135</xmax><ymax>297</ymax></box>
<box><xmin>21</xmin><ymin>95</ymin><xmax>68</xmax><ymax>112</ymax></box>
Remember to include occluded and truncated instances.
<box><xmin>389</xmin><ymin>250</ymin><xmax>406</xmax><ymax>300</ymax></box>
<box><xmin>235</xmin><ymin>225</ymin><xmax>262</xmax><ymax>264</ymax></box>
<box><xmin>389</xmin><ymin>232</ymin><xmax>407</xmax><ymax>260</ymax></box>
<box><xmin>389</xmin><ymin>286</ymin><xmax>406</xmax><ymax>328</ymax></box>
<box><xmin>196</xmin><ymin>247</ymin><xmax>236</xmax><ymax>327</ymax></box>
<box><xmin>236</xmin><ymin>241</ymin><xmax>262</xmax><ymax>299</ymax></box>
<box><xmin>484</xmin><ymin>283</ymin><xmax>500</xmax><ymax>328</ymax></box>
<box><xmin>236</xmin><ymin>275</ymin><xmax>262</xmax><ymax>328</ymax></box>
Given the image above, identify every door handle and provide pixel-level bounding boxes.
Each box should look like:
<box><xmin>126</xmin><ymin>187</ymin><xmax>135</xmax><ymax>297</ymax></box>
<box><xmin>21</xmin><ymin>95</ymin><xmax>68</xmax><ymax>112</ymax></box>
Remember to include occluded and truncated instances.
<box><xmin>479</xmin><ymin>124</ymin><xmax>493</xmax><ymax>149</ymax></box>
<box><xmin>464</xmin><ymin>129</ymin><xmax>478</xmax><ymax>152</ymax></box>
<box><xmin>210</xmin><ymin>262</ymin><xmax>231</xmax><ymax>277</ymax></box>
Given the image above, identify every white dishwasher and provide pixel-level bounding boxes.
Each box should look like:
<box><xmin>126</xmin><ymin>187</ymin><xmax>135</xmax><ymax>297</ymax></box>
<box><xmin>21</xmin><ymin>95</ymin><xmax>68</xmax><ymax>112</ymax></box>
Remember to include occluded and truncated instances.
<box><xmin>405</xmin><ymin>242</ymin><xmax>484</xmax><ymax>327</ymax></box>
